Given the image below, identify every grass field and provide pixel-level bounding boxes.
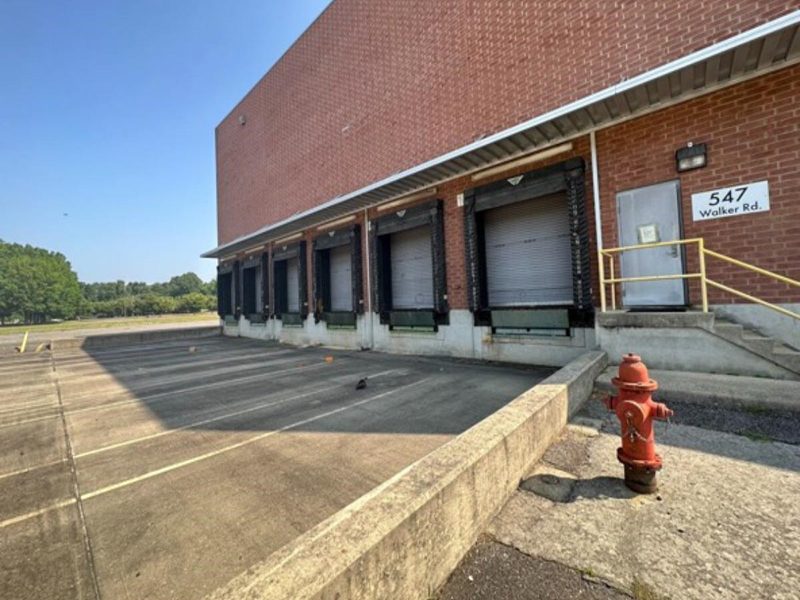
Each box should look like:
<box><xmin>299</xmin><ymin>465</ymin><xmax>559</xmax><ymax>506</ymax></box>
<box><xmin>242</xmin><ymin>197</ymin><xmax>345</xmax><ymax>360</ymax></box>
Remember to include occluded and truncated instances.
<box><xmin>0</xmin><ymin>312</ymin><xmax>218</xmax><ymax>336</ymax></box>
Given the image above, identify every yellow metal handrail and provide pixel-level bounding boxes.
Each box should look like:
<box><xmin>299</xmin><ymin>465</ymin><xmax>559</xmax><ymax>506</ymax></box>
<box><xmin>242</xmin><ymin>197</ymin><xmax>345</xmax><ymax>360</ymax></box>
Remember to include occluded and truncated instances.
<box><xmin>598</xmin><ymin>238</ymin><xmax>800</xmax><ymax>321</ymax></box>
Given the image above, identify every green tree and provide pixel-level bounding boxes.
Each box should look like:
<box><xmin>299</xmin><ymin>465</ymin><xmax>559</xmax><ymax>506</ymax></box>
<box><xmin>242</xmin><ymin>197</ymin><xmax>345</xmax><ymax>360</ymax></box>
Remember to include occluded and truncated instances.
<box><xmin>165</xmin><ymin>272</ymin><xmax>204</xmax><ymax>297</ymax></box>
<box><xmin>175</xmin><ymin>292</ymin><xmax>214</xmax><ymax>313</ymax></box>
<box><xmin>133</xmin><ymin>294</ymin><xmax>177</xmax><ymax>315</ymax></box>
<box><xmin>0</xmin><ymin>240</ymin><xmax>82</xmax><ymax>324</ymax></box>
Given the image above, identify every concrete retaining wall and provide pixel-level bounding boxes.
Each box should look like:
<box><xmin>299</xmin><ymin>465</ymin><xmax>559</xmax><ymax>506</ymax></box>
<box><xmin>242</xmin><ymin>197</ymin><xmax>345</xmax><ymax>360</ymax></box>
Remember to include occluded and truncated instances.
<box><xmin>224</xmin><ymin>309</ymin><xmax>596</xmax><ymax>368</ymax></box>
<box><xmin>206</xmin><ymin>350</ymin><xmax>607</xmax><ymax>600</ymax></box>
<box><xmin>595</xmin><ymin>311</ymin><xmax>796</xmax><ymax>379</ymax></box>
<box><xmin>50</xmin><ymin>325</ymin><xmax>221</xmax><ymax>351</ymax></box>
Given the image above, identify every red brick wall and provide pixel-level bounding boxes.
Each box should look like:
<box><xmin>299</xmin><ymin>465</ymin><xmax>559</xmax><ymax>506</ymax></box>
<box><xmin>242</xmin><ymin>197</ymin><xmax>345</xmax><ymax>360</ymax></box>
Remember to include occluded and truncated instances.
<box><xmin>597</xmin><ymin>63</ymin><xmax>800</xmax><ymax>305</ymax></box>
<box><xmin>240</xmin><ymin>64</ymin><xmax>799</xmax><ymax>313</ymax></box>
<box><xmin>216</xmin><ymin>0</ymin><xmax>794</xmax><ymax>245</ymax></box>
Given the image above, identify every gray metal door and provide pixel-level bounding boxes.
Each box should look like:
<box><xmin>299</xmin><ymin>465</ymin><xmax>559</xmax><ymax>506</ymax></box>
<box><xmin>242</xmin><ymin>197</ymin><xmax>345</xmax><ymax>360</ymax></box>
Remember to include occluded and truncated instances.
<box><xmin>617</xmin><ymin>180</ymin><xmax>686</xmax><ymax>307</ymax></box>
<box><xmin>391</xmin><ymin>226</ymin><xmax>433</xmax><ymax>309</ymax></box>
<box><xmin>329</xmin><ymin>244</ymin><xmax>352</xmax><ymax>311</ymax></box>
<box><xmin>286</xmin><ymin>257</ymin><xmax>300</xmax><ymax>312</ymax></box>
<box><xmin>483</xmin><ymin>194</ymin><xmax>573</xmax><ymax>306</ymax></box>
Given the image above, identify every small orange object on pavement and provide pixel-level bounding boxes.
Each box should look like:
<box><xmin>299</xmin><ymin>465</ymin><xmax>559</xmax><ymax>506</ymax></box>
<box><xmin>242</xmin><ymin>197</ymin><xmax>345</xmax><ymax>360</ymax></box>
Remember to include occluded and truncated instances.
<box><xmin>603</xmin><ymin>353</ymin><xmax>673</xmax><ymax>494</ymax></box>
<box><xmin>324</xmin><ymin>355</ymin><xmax>334</xmax><ymax>363</ymax></box>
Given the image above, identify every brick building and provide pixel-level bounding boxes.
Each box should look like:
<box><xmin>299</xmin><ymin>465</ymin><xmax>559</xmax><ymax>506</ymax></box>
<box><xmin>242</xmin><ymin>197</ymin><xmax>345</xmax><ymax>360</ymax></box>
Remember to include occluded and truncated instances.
<box><xmin>204</xmin><ymin>2</ymin><xmax>800</xmax><ymax>369</ymax></box>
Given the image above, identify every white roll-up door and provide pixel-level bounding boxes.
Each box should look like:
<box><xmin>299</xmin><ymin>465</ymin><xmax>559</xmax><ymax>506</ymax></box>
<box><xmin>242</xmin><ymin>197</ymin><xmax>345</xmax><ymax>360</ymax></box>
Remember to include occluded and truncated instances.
<box><xmin>391</xmin><ymin>226</ymin><xmax>433</xmax><ymax>309</ymax></box>
<box><xmin>329</xmin><ymin>245</ymin><xmax>352</xmax><ymax>311</ymax></box>
<box><xmin>286</xmin><ymin>257</ymin><xmax>300</xmax><ymax>312</ymax></box>
<box><xmin>483</xmin><ymin>194</ymin><xmax>573</xmax><ymax>306</ymax></box>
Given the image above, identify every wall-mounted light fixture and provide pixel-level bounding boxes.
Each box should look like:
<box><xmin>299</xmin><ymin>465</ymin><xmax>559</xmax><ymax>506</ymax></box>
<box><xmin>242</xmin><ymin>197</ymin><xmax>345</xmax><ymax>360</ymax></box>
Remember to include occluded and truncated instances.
<box><xmin>238</xmin><ymin>114</ymin><xmax>247</xmax><ymax>126</ymax></box>
<box><xmin>676</xmin><ymin>142</ymin><xmax>707</xmax><ymax>172</ymax></box>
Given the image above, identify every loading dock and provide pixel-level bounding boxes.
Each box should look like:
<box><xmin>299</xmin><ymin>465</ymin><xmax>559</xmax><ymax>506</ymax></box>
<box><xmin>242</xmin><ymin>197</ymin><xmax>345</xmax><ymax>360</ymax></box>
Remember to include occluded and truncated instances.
<box><xmin>371</xmin><ymin>199</ymin><xmax>448</xmax><ymax>331</ymax></box>
<box><xmin>313</xmin><ymin>224</ymin><xmax>363</xmax><ymax>328</ymax></box>
<box><xmin>272</xmin><ymin>241</ymin><xmax>307</xmax><ymax>324</ymax></box>
<box><xmin>0</xmin><ymin>334</ymin><xmax>550</xmax><ymax>600</ymax></box>
<box><xmin>216</xmin><ymin>266</ymin><xmax>234</xmax><ymax>320</ymax></box>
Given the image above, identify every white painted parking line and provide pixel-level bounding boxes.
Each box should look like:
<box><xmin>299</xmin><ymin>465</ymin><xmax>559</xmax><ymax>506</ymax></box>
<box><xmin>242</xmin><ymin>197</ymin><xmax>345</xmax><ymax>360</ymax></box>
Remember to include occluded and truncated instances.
<box><xmin>77</xmin><ymin>369</ymin><xmax>402</xmax><ymax>458</ymax></box>
<box><xmin>0</xmin><ymin>369</ymin><xmax>404</xmax><ymax>480</ymax></box>
<box><xmin>56</xmin><ymin>353</ymin><xmax>297</xmax><ymax>396</ymax></box>
<box><xmin>0</xmin><ymin>377</ymin><xmax>431</xmax><ymax>530</ymax></box>
<box><xmin>0</xmin><ymin>499</ymin><xmax>76</xmax><ymax>529</ymax></box>
<box><xmin>0</xmin><ymin>400</ymin><xmax>58</xmax><ymax>416</ymax></box>
<box><xmin>82</xmin><ymin>377</ymin><xmax>432</xmax><ymax>500</ymax></box>
<box><xmin>0</xmin><ymin>460</ymin><xmax>67</xmax><ymax>482</ymax></box>
<box><xmin>55</xmin><ymin>348</ymin><xmax>292</xmax><ymax>381</ymax></box>
<box><xmin>0</xmin><ymin>361</ymin><xmax>330</xmax><ymax>429</ymax></box>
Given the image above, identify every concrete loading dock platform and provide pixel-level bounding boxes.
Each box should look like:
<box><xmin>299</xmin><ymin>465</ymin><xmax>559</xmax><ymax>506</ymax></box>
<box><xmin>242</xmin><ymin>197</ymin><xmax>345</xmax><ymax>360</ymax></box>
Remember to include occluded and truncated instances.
<box><xmin>0</xmin><ymin>334</ymin><xmax>552</xmax><ymax>599</ymax></box>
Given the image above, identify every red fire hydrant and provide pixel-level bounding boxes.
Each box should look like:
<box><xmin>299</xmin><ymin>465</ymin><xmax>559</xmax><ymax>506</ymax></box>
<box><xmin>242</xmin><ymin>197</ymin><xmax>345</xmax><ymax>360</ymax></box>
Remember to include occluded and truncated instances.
<box><xmin>604</xmin><ymin>354</ymin><xmax>673</xmax><ymax>494</ymax></box>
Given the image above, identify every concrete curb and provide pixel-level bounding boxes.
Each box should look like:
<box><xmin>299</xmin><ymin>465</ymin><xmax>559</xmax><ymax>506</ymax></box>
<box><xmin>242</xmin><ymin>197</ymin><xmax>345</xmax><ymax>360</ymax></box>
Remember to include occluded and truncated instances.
<box><xmin>205</xmin><ymin>351</ymin><xmax>607</xmax><ymax>600</ymax></box>
<box><xmin>49</xmin><ymin>325</ymin><xmax>221</xmax><ymax>351</ymax></box>
<box><xmin>595</xmin><ymin>366</ymin><xmax>800</xmax><ymax>412</ymax></box>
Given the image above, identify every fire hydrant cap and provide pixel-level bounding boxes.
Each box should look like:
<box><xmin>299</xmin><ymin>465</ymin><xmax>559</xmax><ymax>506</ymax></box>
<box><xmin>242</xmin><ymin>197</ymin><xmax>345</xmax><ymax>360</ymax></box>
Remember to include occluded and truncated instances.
<box><xmin>612</xmin><ymin>353</ymin><xmax>657</xmax><ymax>391</ymax></box>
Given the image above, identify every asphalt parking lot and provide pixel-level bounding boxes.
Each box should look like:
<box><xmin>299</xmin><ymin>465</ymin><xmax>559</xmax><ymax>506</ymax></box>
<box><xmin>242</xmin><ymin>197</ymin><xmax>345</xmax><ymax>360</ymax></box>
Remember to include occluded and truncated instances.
<box><xmin>0</xmin><ymin>335</ymin><xmax>552</xmax><ymax>600</ymax></box>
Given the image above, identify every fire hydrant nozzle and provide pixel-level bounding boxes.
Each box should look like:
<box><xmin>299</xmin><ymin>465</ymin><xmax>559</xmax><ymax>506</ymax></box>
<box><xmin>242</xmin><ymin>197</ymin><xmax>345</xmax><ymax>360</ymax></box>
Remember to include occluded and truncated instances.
<box><xmin>604</xmin><ymin>354</ymin><xmax>673</xmax><ymax>494</ymax></box>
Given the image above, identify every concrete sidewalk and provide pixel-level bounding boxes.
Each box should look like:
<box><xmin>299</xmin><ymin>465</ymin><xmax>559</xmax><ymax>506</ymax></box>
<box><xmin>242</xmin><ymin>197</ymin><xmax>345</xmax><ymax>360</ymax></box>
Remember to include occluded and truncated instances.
<box><xmin>438</xmin><ymin>395</ymin><xmax>800</xmax><ymax>600</ymax></box>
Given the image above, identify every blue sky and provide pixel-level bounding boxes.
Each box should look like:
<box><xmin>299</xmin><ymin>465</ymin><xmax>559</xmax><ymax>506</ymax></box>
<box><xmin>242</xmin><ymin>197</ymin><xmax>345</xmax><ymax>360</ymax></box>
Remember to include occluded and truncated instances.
<box><xmin>0</xmin><ymin>1</ymin><xmax>330</xmax><ymax>283</ymax></box>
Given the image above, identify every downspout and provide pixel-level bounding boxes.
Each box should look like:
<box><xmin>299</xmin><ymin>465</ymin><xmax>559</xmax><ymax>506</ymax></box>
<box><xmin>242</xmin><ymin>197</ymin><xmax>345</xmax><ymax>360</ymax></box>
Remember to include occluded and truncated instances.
<box><xmin>590</xmin><ymin>130</ymin><xmax>605</xmax><ymax>315</ymax></box>
<box><xmin>363</xmin><ymin>208</ymin><xmax>374</xmax><ymax>349</ymax></box>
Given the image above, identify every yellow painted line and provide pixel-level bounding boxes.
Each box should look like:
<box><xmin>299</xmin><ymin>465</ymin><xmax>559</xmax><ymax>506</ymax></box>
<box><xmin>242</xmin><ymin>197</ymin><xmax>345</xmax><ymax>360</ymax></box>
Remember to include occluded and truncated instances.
<box><xmin>18</xmin><ymin>331</ymin><xmax>29</xmax><ymax>354</ymax></box>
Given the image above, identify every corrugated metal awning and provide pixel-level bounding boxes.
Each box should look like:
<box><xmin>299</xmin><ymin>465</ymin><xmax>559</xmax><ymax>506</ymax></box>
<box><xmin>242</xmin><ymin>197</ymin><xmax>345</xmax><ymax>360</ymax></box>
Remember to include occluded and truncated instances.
<box><xmin>203</xmin><ymin>12</ymin><xmax>800</xmax><ymax>259</ymax></box>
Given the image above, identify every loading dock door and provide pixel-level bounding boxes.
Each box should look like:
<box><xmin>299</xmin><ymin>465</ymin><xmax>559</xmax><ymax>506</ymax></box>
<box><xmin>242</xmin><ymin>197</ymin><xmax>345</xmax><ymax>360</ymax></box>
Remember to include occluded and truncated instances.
<box><xmin>242</xmin><ymin>267</ymin><xmax>258</xmax><ymax>315</ymax></box>
<box><xmin>391</xmin><ymin>226</ymin><xmax>434</xmax><ymax>309</ymax></box>
<box><xmin>329</xmin><ymin>245</ymin><xmax>353</xmax><ymax>312</ymax></box>
<box><xmin>483</xmin><ymin>194</ymin><xmax>573</xmax><ymax>306</ymax></box>
<box><xmin>286</xmin><ymin>257</ymin><xmax>300</xmax><ymax>313</ymax></box>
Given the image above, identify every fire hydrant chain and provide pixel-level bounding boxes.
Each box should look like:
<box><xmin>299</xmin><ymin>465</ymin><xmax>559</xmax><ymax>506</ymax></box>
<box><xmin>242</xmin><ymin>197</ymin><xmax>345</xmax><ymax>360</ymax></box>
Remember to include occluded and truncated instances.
<box><xmin>603</xmin><ymin>353</ymin><xmax>674</xmax><ymax>494</ymax></box>
<box><xmin>623</xmin><ymin>412</ymin><xmax>647</xmax><ymax>444</ymax></box>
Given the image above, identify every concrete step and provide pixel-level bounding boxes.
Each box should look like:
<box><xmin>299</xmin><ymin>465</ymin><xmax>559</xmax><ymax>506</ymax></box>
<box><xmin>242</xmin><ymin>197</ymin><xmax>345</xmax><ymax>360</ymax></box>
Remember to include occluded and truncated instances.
<box><xmin>595</xmin><ymin>366</ymin><xmax>800</xmax><ymax>412</ymax></box>
<box><xmin>709</xmin><ymin>314</ymin><xmax>800</xmax><ymax>377</ymax></box>
<box><xmin>774</xmin><ymin>346</ymin><xmax>800</xmax><ymax>357</ymax></box>
<box><xmin>740</xmin><ymin>334</ymin><xmax>775</xmax><ymax>354</ymax></box>
<box><xmin>712</xmin><ymin>321</ymin><xmax>744</xmax><ymax>335</ymax></box>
